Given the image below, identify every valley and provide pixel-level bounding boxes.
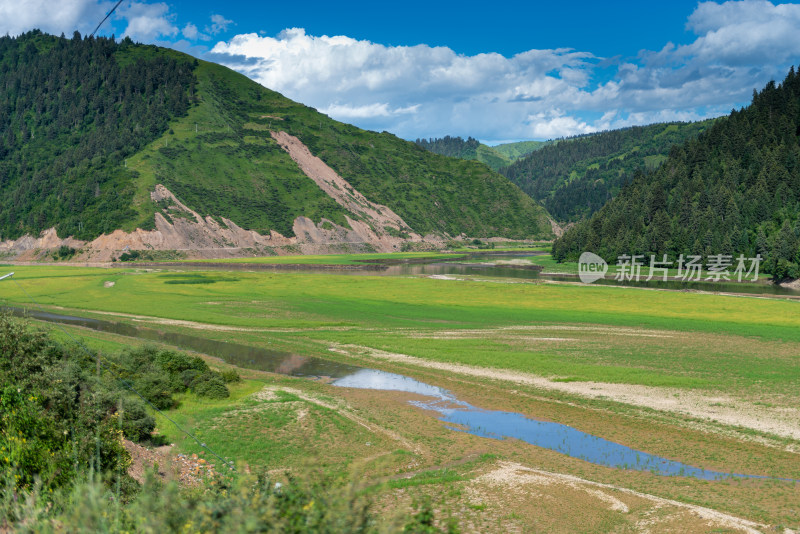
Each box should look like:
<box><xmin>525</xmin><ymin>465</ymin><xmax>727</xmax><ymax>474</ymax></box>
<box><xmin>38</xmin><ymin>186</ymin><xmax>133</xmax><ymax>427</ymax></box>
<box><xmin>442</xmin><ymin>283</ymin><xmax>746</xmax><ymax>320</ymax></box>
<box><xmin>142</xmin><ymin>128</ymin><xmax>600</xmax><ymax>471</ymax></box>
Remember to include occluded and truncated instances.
<box><xmin>1</xmin><ymin>21</ymin><xmax>800</xmax><ymax>533</ymax></box>
<box><xmin>2</xmin><ymin>256</ymin><xmax>799</xmax><ymax>532</ymax></box>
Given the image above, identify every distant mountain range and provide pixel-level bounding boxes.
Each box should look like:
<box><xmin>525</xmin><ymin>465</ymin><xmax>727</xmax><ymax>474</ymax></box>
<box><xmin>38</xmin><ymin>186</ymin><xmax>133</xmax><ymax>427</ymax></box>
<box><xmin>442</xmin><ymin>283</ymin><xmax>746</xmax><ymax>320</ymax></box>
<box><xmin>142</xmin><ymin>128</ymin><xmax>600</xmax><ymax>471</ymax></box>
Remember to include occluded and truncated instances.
<box><xmin>501</xmin><ymin>121</ymin><xmax>715</xmax><ymax>222</ymax></box>
<box><xmin>417</xmin><ymin>123</ymin><xmax>714</xmax><ymax>223</ymax></box>
<box><xmin>414</xmin><ymin>136</ymin><xmax>552</xmax><ymax>171</ymax></box>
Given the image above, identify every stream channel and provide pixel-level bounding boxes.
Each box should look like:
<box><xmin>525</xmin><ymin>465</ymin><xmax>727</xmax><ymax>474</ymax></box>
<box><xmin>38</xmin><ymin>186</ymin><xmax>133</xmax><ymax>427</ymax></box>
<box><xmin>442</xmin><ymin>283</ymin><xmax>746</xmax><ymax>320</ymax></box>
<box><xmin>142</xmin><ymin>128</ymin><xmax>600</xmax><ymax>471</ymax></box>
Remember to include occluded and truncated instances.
<box><xmin>5</xmin><ymin>306</ymin><xmax>775</xmax><ymax>481</ymax></box>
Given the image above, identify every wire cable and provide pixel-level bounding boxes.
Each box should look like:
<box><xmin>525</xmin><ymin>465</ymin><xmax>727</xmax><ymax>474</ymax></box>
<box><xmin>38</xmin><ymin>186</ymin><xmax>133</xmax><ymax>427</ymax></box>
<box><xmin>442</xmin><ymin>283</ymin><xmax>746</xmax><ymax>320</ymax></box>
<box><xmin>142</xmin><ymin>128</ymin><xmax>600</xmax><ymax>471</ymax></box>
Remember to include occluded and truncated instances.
<box><xmin>90</xmin><ymin>0</ymin><xmax>124</xmax><ymax>37</ymax></box>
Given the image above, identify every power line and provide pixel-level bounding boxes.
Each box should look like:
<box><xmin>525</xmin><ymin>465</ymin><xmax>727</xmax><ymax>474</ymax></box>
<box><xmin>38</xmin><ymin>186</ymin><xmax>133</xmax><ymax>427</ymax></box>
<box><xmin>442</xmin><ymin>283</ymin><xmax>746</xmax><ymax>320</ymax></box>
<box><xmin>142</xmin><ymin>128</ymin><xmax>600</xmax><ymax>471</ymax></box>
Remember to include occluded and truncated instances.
<box><xmin>3</xmin><ymin>275</ymin><xmax>236</xmax><ymax>472</ymax></box>
<box><xmin>90</xmin><ymin>0</ymin><xmax>124</xmax><ymax>37</ymax></box>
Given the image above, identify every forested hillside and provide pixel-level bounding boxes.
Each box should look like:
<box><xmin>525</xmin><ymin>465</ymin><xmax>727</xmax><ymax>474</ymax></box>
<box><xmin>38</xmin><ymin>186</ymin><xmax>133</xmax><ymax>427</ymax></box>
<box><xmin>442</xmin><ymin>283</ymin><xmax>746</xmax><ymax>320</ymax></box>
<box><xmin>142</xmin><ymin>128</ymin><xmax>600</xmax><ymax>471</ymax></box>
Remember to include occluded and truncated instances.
<box><xmin>502</xmin><ymin>121</ymin><xmax>713</xmax><ymax>222</ymax></box>
<box><xmin>0</xmin><ymin>31</ymin><xmax>551</xmax><ymax>244</ymax></box>
<box><xmin>553</xmin><ymin>66</ymin><xmax>800</xmax><ymax>279</ymax></box>
<box><xmin>0</xmin><ymin>30</ymin><xmax>195</xmax><ymax>240</ymax></box>
<box><xmin>415</xmin><ymin>135</ymin><xmax>547</xmax><ymax>171</ymax></box>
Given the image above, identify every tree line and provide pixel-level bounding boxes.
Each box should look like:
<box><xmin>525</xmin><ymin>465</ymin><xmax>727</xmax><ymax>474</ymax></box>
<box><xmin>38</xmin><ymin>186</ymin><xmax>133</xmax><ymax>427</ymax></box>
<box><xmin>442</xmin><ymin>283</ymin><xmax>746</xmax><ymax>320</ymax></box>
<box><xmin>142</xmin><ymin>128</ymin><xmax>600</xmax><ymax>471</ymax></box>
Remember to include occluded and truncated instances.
<box><xmin>553</xmin><ymin>66</ymin><xmax>800</xmax><ymax>280</ymax></box>
<box><xmin>0</xmin><ymin>30</ymin><xmax>195</xmax><ymax>240</ymax></box>
<box><xmin>501</xmin><ymin>121</ymin><xmax>713</xmax><ymax>222</ymax></box>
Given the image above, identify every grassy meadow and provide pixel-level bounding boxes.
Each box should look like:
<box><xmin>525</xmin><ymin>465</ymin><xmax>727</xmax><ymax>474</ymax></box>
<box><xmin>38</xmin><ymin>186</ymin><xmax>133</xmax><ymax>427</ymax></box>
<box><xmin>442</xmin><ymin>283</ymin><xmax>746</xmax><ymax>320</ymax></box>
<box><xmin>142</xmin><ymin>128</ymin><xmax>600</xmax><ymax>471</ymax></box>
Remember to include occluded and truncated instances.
<box><xmin>2</xmin><ymin>262</ymin><xmax>799</xmax><ymax>530</ymax></box>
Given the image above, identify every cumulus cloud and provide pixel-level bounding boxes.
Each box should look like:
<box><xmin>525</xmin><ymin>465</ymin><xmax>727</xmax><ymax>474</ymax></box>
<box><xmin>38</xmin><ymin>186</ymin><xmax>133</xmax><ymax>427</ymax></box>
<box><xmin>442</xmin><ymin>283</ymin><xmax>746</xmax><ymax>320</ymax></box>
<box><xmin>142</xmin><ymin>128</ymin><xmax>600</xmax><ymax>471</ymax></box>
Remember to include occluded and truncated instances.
<box><xmin>320</xmin><ymin>103</ymin><xmax>420</xmax><ymax>119</ymax></box>
<box><xmin>182</xmin><ymin>21</ymin><xmax>210</xmax><ymax>41</ymax></box>
<box><xmin>209</xmin><ymin>1</ymin><xmax>800</xmax><ymax>141</ymax></box>
<box><xmin>210</xmin><ymin>28</ymin><xmax>599</xmax><ymax>140</ymax></box>
<box><xmin>119</xmin><ymin>2</ymin><xmax>177</xmax><ymax>41</ymax></box>
<box><xmin>181</xmin><ymin>22</ymin><xmax>198</xmax><ymax>40</ymax></box>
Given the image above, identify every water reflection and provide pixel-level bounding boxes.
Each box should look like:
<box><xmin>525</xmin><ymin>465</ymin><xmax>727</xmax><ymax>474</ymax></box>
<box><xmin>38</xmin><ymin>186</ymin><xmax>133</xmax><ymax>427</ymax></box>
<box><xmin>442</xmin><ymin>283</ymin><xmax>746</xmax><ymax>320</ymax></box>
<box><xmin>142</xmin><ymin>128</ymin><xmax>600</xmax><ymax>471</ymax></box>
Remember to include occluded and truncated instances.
<box><xmin>9</xmin><ymin>307</ymin><xmax>779</xmax><ymax>481</ymax></box>
<box><xmin>333</xmin><ymin>369</ymin><xmax>766</xmax><ymax>481</ymax></box>
<box><xmin>140</xmin><ymin>252</ymin><xmax>800</xmax><ymax>297</ymax></box>
<box><xmin>3</xmin><ymin>307</ymin><xmax>360</xmax><ymax>379</ymax></box>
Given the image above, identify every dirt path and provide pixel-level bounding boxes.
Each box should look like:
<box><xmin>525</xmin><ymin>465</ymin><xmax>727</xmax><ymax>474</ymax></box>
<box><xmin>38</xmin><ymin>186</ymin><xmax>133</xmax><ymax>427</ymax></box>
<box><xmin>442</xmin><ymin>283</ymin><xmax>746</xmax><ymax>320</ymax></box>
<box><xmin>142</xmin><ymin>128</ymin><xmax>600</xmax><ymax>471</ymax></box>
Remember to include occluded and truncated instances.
<box><xmin>330</xmin><ymin>344</ymin><xmax>800</xmax><ymax>445</ymax></box>
<box><xmin>78</xmin><ymin>308</ymin><xmax>271</xmax><ymax>333</ymax></box>
<box><xmin>472</xmin><ymin>461</ymin><xmax>775</xmax><ymax>534</ymax></box>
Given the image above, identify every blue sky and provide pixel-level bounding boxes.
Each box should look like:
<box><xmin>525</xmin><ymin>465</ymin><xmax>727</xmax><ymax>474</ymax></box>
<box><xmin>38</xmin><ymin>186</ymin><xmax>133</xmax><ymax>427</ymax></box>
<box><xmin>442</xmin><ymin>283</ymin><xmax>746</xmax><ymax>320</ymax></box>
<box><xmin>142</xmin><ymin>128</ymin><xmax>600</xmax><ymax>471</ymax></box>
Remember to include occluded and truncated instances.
<box><xmin>162</xmin><ymin>1</ymin><xmax>699</xmax><ymax>58</ymax></box>
<box><xmin>2</xmin><ymin>1</ymin><xmax>800</xmax><ymax>142</ymax></box>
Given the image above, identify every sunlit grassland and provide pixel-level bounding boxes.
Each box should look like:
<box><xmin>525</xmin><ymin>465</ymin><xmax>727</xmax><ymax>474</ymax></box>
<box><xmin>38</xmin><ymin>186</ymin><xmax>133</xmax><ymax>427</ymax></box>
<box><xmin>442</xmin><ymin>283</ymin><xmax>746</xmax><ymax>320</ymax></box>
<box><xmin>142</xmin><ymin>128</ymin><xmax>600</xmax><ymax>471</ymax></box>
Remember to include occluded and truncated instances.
<box><xmin>10</xmin><ymin>288</ymin><xmax>800</xmax><ymax>529</ymax></box>
<box><xmin>529</xmin><ymin>252</ymin><xmax>773</xmax><ymax>280</ymax></box>
<box><xmin>3</xmin><ymin>264</ymin><xmax>800</xmax><ymax>397</ymax></box>
<box><xmin>151</xmin><ymin>381</ymin><xmax>382</xmax><ymax>472</ymax></box>
<box><xmin>528</xmin><ymin>253</ymin><xmax>580</xmax><ymax>273</ymax></box>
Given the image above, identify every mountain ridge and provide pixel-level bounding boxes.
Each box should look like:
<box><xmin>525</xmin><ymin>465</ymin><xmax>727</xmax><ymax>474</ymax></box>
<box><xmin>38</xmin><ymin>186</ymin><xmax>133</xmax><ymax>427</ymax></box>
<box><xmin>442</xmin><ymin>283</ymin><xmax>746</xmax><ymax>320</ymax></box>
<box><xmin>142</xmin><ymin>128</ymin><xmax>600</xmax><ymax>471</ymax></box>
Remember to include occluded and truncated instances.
<box><xmin>414</xmin><ymin>136</ymin><xmax>551</xmax><ymax>171</ymax></box>
<box><xmin>0</xmin><ymin>31</ymin><xmax>553</xmax><ymax>260</ymax></box>
<box><xmin>501</xmin><ymin>120</ymin><xmax>716</xmax><ymax>222</ymax></box>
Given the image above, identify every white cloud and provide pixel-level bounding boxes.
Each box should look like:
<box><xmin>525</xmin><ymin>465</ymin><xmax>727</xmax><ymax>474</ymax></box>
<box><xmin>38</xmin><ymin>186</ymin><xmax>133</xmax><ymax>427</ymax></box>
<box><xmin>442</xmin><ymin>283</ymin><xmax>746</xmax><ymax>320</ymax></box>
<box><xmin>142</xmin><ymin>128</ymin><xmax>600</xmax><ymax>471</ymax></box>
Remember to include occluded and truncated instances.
<box><xmin>119</xmin><ymin>2</ymin><xmax>177</xmax><ymax>41</ymax></box>
<box><xmin>320</xmin><ymin>103</ymin><xmax>419</xmax><ymax>119</ymax></box>
<box><xmin>526</xmin><ymin>111</ymin><xmax>596</xmax><ymax>139</ymax></box>
<box><xmin>182</xmin><ymin>22</ymin><xmax>198</xmax><ymax>40</ymax></box>
<box><xmin>182</xmin><ymin>21</ymin><xmax>210</xmax><ymax>41</ymax></box>
<box><xmin>0</xmin><ymin>0</ymin><xmax>108</xmax><ymax>36</ymax></box>
<box><xmin>208</xmin><ymin>2</ymin><xmax>800</xmax><ymax>141</ymax></box>
<box><xmin>682</xmin><ymin>1</ymin><xmax>800</xmax><ymax>64</ymax></box>
<box><xmin>206</xmin><ymin>14</ymin><xmax>233</xmax><ymax>35</ymax></box>
<box><xmin>209</xmin><ymin>28</ymin><xmax>599</xmax><ymax>140</ymax></box>
<box><xmin>0</xmin><ymin>0</ymin><xmax>179</xmax><ymax>41</ymax></box>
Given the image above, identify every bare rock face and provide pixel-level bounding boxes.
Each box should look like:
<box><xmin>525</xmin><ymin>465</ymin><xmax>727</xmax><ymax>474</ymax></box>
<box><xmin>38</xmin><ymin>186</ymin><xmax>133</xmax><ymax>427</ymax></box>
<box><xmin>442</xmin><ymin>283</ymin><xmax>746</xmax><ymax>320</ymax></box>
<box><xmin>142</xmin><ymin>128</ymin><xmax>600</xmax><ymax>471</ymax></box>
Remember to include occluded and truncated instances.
<box><xmin>0</xmin><ymin>133</ymin><xmax>453</xmax><ymax>261</ymax></box>
<box><xmin>0</xmin><ymin>228</ymin><xmax>86</xmax><ymax>261</ymax></box>
<box><xmin>0</xmin><ymin>182</ymin><xmax>432</xmax><ymax>261</ymax></box>
<box><xmin>271</xmin><ymin>130</ymin><xmax>444</xmax><ymax>252</ymax></box>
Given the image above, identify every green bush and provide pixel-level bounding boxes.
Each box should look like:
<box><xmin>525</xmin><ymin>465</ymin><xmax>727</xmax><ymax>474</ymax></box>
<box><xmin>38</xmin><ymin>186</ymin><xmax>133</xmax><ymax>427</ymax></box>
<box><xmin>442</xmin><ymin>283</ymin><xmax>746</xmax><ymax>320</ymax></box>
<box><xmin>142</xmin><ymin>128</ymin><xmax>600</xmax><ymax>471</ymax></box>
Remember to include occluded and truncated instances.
<box><xmin>118</xmin><ymin>250</ymin><xmax>141</xmax><ymax>262</ymax></box>
<box><xmin>95</xmin><ymin>390</ymin><xmax>155</xmax><ymax>442</ymax></box>
<box><xmin>53</xmin><ymin>245</ymin><xmax>77</xmax><ymax>260</ymax></box>
<box><xmin>134</xmin><ymin>373</ymin><xmax>175</xmax><ymax>410</ymax></box>
<box><xmin>193</xmin><ymin>373</ymin><xmax>229</xmax><ymax>399</ymax></box>
<box><xmin>4</xmin><ymin>469</ymin><xmax>389</xmax><ymax>533</ymax></box>
<box><xmin>0</xmin><ymin>314</ymin><xmax>135</xmax><ymax>496</ymax></box>
<box><xmin>220</xmin><ymin>369</ymin><xmax>240</xmax><ymax>383</ymax></box>
<box><xmin>155</xmin><ymin>350</ymin><xmax>207</xmax><ymax>375</ymax></box>
<box><xmin>179</xmin><ymin>368</ymin><xmax>202</xmax><ymax>388</ymax></box>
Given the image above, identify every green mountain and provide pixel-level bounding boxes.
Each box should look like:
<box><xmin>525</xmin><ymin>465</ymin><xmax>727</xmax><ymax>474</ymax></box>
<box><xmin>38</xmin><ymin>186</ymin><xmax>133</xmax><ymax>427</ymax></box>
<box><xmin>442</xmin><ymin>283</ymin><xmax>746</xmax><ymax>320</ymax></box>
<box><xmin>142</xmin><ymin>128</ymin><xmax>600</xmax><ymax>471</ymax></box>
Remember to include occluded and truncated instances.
<box><xmin>501</xmin><ymin>121</ymin><xmax>715</xmax><ymax>222</ymax></box>
<box><xmin>0</xmin><ymin>31</ymin><xmax>552</xmax><ymax>253</ymax></box>
<box><xmin>553</xmin><ymin>66</ymin><xmax>800</xmax><ymax>279</ymax></box>
<box><xmin>414</xmin><ymin>136</ymin><xmax>548</xmax><ymax>171</ymax></box>
<box><xmin>492</xmin><ymin>140</ymin><xmax>551</xmax><ymax>160</ymax></box>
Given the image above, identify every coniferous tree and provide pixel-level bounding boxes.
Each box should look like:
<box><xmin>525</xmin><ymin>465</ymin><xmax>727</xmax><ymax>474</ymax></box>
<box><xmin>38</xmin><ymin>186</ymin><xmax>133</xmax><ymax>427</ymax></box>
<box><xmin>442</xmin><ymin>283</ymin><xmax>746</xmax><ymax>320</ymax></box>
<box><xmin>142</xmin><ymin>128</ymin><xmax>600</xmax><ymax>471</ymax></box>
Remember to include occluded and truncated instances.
<box><xmin>0</xmin><ymin>31</ymin><xmax>195</xmax><ymax>240</ymax></box>
<box><xmin>553</xmin><ymin>66</ymin><xmax>800</xmax><ymax>280</ymax></box>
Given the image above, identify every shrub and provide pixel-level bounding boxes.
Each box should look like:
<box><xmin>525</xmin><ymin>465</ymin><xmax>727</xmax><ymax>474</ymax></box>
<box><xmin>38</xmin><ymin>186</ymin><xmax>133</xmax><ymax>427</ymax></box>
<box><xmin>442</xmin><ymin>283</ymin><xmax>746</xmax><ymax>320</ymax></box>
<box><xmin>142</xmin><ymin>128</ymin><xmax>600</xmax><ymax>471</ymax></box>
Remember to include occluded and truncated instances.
<box><xmin>220</xmin><ymin>369</ymin><xmax>240</xmax><ymax>383</ymax></box>
<box><xmin>193</xmin><ymin>373</ymin><xmax>229</xmax><ymax>399</ymax></box>
<box><xmin>134</xmin><ymin>373</ymin><xmax>175</xmax><ymax>410</ymax></box>
<box><xmin>180</xmin><ymin>368</ymin><xmax>202</xmax><ymax>388</ymax></box>
<box><xmin>118</xmin><ymin>250</ymin><xmax>141</xmax><ymax>262</ymax></box>
<box><xmin>155</xmin><ymin>350</ymin><xmax>207</xmax><ymax>375</ymax></box>
<box><xmin>95</xmin><ymin>390</ymin><xmax>155</xmax><ymax>442</ymax></box>
<box><xmin>53</xmin><ymin>245</ymin><xmax>77</xmax><ymax>260</ymax></box>
<box><xmin>0</xmin><ymin>314</ymin><xmax>136</xmax><ymax>496</ymax></box>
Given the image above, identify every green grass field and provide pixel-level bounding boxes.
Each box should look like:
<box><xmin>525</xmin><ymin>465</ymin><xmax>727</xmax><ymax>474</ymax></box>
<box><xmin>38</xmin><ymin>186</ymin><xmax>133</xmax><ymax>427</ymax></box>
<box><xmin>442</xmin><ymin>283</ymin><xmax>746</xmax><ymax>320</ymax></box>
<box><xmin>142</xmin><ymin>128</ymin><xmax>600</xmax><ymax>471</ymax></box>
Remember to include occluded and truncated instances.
<box><xmin>3</xmin><ymin>264</ymin><xmax>800</xmax><ymax>395</ymax></box>
<box><xmin>4</xmin><ymin>262</ymin><xmax>800</xmax><ymax>530</ymax></box>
